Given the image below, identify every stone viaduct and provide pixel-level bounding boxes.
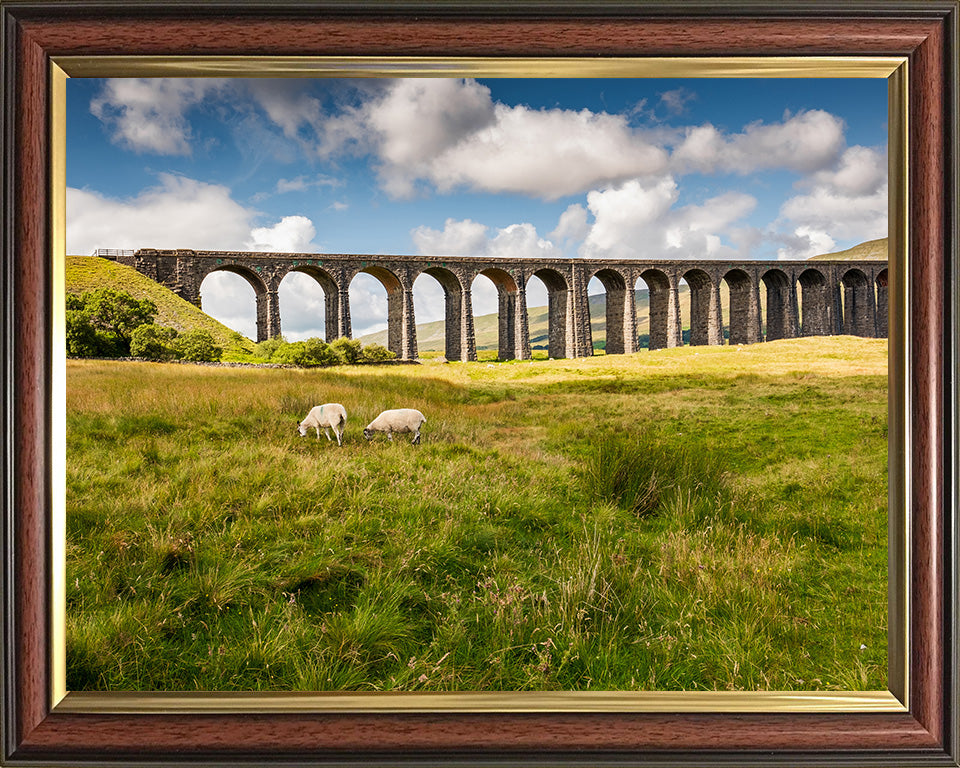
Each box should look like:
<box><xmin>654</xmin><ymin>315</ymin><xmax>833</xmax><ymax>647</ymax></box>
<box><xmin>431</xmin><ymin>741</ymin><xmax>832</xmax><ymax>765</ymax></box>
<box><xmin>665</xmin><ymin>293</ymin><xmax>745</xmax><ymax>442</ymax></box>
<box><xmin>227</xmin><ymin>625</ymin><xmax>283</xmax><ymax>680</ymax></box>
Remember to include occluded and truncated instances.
<box><xmin>116</xmin><ymin>249</ymin><xmax>888</xmax><ymax>362</ymax></box>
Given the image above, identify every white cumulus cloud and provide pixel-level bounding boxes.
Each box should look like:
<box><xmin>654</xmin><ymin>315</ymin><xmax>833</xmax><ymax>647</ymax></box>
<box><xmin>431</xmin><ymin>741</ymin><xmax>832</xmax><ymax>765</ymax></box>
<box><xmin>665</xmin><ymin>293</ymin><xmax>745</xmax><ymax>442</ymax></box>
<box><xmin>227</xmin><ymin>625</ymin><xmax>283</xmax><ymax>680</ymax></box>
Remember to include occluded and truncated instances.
<box><xmin>580</xmin><ymin>176</ymin><xmax>757</xmax><ymax>260</ymax></box>
<box><xmin>671</xmin><ymin>109</ymin><xmax>846</xmax><ymax>175</ymax></box>
<box><xmin>777</xmin><ymin>145</ymin><xmax>887</xmax><ymax>254</ymax></box>
<box><xmin>67</xmin><ymin>173</ymin><xmax>255</xmax><ymax>254</ymax></box>
<box><xmin>551</xmin><ymin>204</ymin><xmax>590</xmax><ymax>247</ymax></box>
<box><xmin>775</xmin><ymin>227</ymin><xmax>837</xmax><ymax>261</ymax></box>
<box><xmin>412</xmin><ymin>218</ymin><xmax>562</xmax><ymax>260</ymax></box>
<box><xmin>90</xmin><ymin>79</ymin><xmax>226</xmax><ymax>156</ymax></box>
<box><xmin>245</xmin><ymin>215</ymin><xmax>318</xmax><ymax>253</ymax></box>
<box><xmin>353</xmin><ymin>79</ymin><xmax>668</xmax><ymax>200</ymax></box>
<box><xmin>410</xmin><ymin>218</ymin><xmax>490</xmax><ymax>257</ymax></box>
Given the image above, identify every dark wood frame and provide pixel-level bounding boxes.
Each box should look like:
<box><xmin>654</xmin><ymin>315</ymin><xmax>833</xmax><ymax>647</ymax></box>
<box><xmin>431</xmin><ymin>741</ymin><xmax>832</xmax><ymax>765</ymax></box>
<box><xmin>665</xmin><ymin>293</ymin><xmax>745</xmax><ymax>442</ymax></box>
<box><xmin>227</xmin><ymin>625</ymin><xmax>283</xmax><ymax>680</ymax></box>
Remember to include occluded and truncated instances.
<box><xmin>2</xmin><ymin>1</ymin><xmax>957</xmax><ymax>765</ymax></box>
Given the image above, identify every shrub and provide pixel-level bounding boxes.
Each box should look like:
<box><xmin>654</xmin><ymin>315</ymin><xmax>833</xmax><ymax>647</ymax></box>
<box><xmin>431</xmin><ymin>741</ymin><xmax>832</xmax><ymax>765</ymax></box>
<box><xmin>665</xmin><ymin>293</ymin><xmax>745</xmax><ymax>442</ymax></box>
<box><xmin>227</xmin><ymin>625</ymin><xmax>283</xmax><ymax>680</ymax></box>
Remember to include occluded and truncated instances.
<box><xmin>173</xmin><ymin>330</ymin><xmax>222</xmax><ymax>362</ymax></box>
<box><xmin>252</xmin><ymin>336</ymin><xmax>394</xmax><ymax>367</ymax></box>
<box><xmin>253</xmin><ymin>336</ymin><xmax>287</xmax><ymax>361</ymax></box>
<box><xmin>330</xmin><ymin>337</ymin><xmax>363</xmax><ymax>364</ymax></box>
<box><xmin>271</xmin><ymin>338</ymin><xmax>338</xmax><ymax>367</ymax></box>
<box><xmin>130</xmin><ymin>324</ymin><xmax>179</xmax><ymax>361</ymax></box>
<box><xmin>361</xmin><ymin>343</ymin><xmax>396</xmax><ymax>363</ymax></box>
<box><xmin>302</xmin><ymin>338</ymin><xmax>339</xmax><ymax>366</ymax></box>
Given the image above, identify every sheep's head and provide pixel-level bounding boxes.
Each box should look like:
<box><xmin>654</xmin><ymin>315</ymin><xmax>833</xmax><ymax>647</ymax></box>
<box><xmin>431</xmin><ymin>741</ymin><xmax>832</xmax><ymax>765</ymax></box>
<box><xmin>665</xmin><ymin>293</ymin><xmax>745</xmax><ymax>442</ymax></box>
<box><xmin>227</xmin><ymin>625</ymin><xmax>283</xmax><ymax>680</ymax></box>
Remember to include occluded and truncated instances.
<box><xmin>297</xmin><ymin>421</ymin><xmax>308</xmax><ymax>437</ymax></box>
<box><xmin>362</xmin><ymin>428</ymin><xmax>373</xmax><ymax>441</ymax></box>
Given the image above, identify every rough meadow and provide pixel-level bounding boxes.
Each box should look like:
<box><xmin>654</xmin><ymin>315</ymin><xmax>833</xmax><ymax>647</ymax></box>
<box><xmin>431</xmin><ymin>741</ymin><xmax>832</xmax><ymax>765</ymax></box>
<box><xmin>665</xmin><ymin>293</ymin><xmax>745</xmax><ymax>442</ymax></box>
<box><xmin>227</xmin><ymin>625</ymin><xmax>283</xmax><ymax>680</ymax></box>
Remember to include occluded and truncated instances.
<box><xmin>66</xmin><ymin>337</ymin><xmax>887</xmax><ymax>692</ymax></box>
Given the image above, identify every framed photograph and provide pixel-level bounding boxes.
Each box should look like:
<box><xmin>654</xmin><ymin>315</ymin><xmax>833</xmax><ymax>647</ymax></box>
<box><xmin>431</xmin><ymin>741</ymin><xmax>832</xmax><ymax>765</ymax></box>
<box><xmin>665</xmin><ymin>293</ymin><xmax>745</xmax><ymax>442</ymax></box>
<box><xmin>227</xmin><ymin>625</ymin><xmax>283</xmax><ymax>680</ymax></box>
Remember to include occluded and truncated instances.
<box><xmin>2</xmin><ymin>1</ymin><xmax>957</xmax><ymax>766</ymax></box>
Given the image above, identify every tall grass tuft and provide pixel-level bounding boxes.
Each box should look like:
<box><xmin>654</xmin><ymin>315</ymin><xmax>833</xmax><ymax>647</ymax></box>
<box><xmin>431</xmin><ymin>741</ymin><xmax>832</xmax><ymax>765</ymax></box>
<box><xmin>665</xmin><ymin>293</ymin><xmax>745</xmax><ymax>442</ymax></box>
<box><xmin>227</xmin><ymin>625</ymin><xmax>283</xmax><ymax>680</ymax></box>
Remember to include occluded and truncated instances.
<box><xmin>581</xmin><ymin>429</ymin><xmax>732</xmax><ymax>523</ymax></box>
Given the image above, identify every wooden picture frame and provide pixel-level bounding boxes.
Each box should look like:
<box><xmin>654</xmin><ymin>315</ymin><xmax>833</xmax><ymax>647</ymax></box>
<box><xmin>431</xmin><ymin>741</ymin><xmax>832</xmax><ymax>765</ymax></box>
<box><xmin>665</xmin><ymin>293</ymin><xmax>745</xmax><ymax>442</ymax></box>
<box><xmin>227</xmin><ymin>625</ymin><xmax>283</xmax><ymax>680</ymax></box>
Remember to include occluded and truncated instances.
<box><xmin>2</xmin><ymin>1</ymin><xmax>957</xmax><ymax>764</ymax></box>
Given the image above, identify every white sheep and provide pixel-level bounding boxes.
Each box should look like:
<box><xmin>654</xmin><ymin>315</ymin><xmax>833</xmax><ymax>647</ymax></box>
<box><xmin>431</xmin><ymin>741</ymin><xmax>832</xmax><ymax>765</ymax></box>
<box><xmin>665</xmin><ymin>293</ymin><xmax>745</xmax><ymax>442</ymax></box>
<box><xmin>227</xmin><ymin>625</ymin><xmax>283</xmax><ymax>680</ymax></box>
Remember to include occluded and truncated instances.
<box><xmin>297</xmin><ymin>403</ymin><xmax>347</xmax><ymax>446</ymax></box>
<box><xmin>363</xmin><ymin>408</ymin><xmax>426</xmax><ymax>445</ymax></box>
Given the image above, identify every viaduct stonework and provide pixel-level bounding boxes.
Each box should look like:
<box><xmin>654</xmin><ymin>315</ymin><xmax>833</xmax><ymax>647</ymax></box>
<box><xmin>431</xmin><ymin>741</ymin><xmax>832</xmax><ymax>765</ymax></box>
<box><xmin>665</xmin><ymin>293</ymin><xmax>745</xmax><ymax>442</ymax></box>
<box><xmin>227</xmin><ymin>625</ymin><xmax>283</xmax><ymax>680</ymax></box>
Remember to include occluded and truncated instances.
<box><xmin>116</xmin><ymin>249</ymin><xmax>889</xmax><ymax>362</ymax></box>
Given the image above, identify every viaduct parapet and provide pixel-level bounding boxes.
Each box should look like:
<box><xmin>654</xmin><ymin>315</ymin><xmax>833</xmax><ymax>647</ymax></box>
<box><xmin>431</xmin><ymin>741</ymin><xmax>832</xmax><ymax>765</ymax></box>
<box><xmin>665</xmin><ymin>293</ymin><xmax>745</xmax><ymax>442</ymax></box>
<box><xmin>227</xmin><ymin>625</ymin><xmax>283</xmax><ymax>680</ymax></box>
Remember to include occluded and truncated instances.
<box><xmin>117</xmin><ymin>249</ymin><xmax>888</xmax><ymax>362</ymax></box>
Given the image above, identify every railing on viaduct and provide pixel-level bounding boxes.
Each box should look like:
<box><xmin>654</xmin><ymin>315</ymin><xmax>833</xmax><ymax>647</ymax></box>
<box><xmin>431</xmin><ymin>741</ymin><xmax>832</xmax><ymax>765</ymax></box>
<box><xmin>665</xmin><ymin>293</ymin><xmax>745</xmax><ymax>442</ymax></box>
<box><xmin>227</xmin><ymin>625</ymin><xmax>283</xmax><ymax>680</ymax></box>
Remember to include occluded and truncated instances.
<box><xmin>116</xmin><ymin>249</ymin><xmax>888</xmax><ymax>362</ymax></box>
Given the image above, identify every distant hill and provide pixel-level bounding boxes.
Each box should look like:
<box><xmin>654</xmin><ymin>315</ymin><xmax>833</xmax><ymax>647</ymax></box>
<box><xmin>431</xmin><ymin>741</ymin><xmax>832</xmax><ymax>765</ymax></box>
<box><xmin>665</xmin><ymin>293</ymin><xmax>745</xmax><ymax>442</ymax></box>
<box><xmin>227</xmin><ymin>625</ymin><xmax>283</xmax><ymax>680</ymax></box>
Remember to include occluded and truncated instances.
<box><xmin>65</xmin><ymin>255</ymin><xmax>254</xmax><ymax>355</ymax></box>
<box><xmin>808</xmin><ymin>237</ymin><xmax>888</xmax><ymax>261</ymax></box>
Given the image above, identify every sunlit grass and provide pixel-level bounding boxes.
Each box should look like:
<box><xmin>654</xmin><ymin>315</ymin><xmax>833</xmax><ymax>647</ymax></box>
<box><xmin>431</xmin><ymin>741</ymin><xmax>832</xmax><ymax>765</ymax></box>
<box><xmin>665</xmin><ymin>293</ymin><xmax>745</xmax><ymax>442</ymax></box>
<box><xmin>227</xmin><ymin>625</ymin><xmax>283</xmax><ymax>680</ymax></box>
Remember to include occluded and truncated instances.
<box><xmin>65</xmin><ymin>336</ymin><xmax>888</xmax><ymax>692</ymax></box>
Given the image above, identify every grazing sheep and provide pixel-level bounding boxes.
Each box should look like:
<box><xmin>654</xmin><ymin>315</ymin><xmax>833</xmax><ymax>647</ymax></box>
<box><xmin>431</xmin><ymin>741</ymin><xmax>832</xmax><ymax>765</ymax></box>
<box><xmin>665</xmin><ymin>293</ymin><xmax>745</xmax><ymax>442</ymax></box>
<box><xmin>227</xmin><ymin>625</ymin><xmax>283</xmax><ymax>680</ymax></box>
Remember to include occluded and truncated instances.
<box><xmin>297</xmin><ymin>403</ymin><xmax>347</xmax><ymax>446</ymax></box>
<box><xmin>363</xmin><ymin>408</ymin><xmax>426</xmax><ymax>445</ymax></box>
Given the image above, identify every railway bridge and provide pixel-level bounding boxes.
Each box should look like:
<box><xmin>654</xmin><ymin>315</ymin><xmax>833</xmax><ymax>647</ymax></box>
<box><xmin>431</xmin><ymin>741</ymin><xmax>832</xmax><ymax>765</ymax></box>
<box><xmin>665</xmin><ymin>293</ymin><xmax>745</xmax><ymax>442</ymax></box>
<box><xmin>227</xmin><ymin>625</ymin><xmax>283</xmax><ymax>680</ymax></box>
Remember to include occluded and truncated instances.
<box><xmin>116</xmin><ymin>249</ymin><xmax>888</xmax><ymax>361</ymax></box>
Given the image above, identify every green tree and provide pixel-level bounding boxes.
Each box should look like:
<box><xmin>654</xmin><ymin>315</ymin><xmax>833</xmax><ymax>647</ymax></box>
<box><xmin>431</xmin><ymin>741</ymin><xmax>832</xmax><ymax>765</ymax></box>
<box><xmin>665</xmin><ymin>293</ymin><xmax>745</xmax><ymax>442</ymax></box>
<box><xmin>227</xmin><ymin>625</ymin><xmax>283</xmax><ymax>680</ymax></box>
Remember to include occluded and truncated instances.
<box><xmin>173</xmin><ymin>330</ymin><xmax>222</xmax><ymax>362</ymax></box>
<box><xmin>83</xmin><ymin>288</ymin><xmax>157</xmax><ymax>348</ymax></box>
<box><xmin>130</xmin><ymin>324</ymin><xmax>179</xmax><ymax>361</ymax></box>
<box><xmin>65</xmin><ymin>309</ymin><xmax>102</xmax><ymax>357</ymax></box>
<box><xmin>64</xmin><ymin>288</ymin><xmax>143</xmax><ymax>357</ymax></box>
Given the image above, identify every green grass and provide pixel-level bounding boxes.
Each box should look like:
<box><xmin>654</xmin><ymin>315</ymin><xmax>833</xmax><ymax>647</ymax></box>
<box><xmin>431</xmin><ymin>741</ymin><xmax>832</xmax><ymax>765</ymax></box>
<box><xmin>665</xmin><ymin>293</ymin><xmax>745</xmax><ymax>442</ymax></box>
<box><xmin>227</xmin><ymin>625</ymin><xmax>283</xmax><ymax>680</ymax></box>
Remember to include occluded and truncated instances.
<box><xmin>66</xmin><ymin>336</ymin><xmax>888</xmax><ymax>692</ymax></box>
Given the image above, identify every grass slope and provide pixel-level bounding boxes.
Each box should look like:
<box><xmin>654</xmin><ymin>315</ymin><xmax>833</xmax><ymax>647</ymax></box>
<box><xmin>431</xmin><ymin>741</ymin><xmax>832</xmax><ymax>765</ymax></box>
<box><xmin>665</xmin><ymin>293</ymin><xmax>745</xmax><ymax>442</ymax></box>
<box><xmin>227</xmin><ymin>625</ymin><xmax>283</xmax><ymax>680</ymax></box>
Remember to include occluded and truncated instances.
<box><xmin>808</xmin><ymin>237</ymin><xmax>888</xmax><ymax>261</ymax></box>
<box><xmin>66</xmin><ymin>255</ymin><xmax>254</xmax><ymax>356</ymax></box>
<box><xmin>66</xmin><ymin>336</ymin><xmax>887</xmax><ymax>692</ymax></box>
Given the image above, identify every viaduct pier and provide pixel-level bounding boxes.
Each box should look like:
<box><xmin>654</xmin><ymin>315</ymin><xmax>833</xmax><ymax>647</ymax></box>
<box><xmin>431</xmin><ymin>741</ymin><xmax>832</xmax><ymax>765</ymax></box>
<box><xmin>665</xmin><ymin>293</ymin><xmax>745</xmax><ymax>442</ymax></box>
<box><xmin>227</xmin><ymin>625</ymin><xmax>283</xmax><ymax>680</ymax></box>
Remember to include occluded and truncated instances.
<box><xmin>116</xmin><ymin>249</ymin><xmax>888</xmax><ymax>362</ymax></box>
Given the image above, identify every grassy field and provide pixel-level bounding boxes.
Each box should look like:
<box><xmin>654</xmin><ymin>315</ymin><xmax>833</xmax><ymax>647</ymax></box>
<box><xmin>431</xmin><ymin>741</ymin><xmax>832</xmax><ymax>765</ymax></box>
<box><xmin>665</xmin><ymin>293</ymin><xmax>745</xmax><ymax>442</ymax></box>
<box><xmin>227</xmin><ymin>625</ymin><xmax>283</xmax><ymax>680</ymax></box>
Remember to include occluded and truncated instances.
<box><xmin>66</xmin><ymin>336</ymin><xmax>888</xmax><ymax>692</ymax></box>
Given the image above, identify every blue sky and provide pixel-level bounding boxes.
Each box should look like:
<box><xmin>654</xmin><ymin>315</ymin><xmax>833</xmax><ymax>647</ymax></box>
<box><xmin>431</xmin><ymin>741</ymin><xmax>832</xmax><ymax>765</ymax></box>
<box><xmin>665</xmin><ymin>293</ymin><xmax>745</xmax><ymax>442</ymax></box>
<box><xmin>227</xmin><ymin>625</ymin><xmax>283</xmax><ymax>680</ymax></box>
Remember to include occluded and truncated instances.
<box><xmin>66</xmin><ymin>76</ymin><xmax>888</xmax><ymax>340</ymax></box>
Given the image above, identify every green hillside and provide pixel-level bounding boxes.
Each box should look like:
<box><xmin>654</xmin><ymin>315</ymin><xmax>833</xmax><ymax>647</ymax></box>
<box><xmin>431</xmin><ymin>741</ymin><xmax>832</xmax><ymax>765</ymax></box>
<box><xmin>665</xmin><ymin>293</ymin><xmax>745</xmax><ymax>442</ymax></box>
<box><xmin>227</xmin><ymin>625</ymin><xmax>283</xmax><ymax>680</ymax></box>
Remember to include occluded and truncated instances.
<box><xmin>65</xmin><ymin>255</ymin><xmax>254</xmax><ymax>356</ymax></box>
<box><xmin>808</xmin><ymin>237</ymin><xmax>888</xmax><ymax>261</ymax></box>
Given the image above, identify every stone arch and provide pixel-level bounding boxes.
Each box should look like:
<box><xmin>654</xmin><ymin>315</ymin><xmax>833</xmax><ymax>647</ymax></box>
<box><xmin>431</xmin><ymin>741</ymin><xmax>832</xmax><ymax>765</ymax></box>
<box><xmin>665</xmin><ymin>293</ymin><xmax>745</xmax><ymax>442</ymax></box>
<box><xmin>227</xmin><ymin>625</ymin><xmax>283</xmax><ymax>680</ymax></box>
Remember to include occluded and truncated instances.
<box><xmin>529</xmin><ymin>268</ymin><xmax>569</xmax><ymax>359</ymax></box>
<box><xmin>476</xmin><ymin>268</ymin><xmax>522</xmax><ymax>361</ymax></box>
<box><xmin>200</xmin><ymin>264</ymin><xmax>273</xmax><ymax>342</ymax></box>
<box><xmin>798</xmin><ymin>268</ymin><xmax>829</xmax><ymax>336</ymax></box>
<box><xmin>352</xmin><ymin>266</ymin><xmax>410</xmax><ymax>358</ymax></box>
<box><xmin>590</xmin><ymin>268</ymin><xmax>629</xmax><ymax>355</ymax></box>
<box><xmin>722</xmin><ymin>269</ymin><xmax>755</xmax><ymax>345</ymax></box>
<box><xmin>682</xmin><ymin>268</ymin><xmax>713</xmax><ymax>346</ymax></box>
<box><xmin>282</xmin><ymin>265</ymin><xmax>342</xmax><ymax>342</ymax></box>
<box><xmin>639</xmin><ymin>269</ymin><xmax>672</xmax><ymax>350</ymax></box>
<box><xmin>875</xmin><ymin>269</ymin><xmax>888</xmax><ymax>338</ymax></box>
<box><xmin>415</xmin><ymin>266</ymin><xmax>472</xmax><ymax>362</ymax></box>
<box><xmin>841</xmin><ymin>267</ymin><xmax>874</xmax><ymax>337</ymax></box>
<box><xmin>761</xmin><ymin>268</ymin><xmax>796</xmax><ymax>342</ymax></box>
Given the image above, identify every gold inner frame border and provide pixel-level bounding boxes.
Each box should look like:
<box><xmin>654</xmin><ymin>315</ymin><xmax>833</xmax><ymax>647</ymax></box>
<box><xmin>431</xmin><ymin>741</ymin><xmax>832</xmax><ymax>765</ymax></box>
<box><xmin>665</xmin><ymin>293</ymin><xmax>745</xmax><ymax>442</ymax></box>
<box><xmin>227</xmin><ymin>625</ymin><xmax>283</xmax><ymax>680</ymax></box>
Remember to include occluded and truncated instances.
<box><xmin>49</xmin><ymin>54</ymin><xmax>909</xmax><ymax>716</ymax></box>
